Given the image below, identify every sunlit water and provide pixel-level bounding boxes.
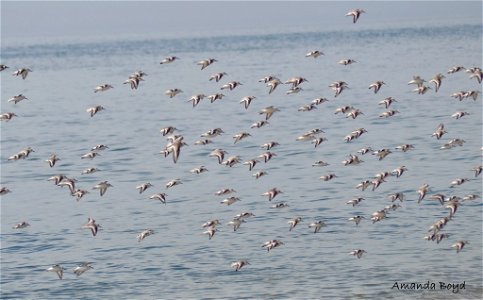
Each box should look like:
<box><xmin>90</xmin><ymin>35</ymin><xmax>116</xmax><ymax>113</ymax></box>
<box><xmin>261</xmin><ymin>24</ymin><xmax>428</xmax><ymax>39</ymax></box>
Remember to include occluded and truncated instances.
<box><xmin>1</xmin><ymin>23</ymin><xmax>482</xmax><ymax>299</ymax></box>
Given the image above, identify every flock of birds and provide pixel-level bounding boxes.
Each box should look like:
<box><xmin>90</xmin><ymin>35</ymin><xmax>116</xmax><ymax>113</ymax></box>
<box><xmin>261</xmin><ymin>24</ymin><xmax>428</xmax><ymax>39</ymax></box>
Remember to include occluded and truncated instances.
<box><xmin>1</xmin><ymin>8</ymin><xmax>482</xmax><ymax>282</ymax></box>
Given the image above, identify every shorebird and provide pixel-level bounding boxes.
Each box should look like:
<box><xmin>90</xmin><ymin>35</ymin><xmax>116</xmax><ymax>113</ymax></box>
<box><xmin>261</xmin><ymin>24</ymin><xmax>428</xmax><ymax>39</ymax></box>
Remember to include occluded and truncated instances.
<box><xmin>8</xmin><ymin>94</ymin><xmax>28</xmax><ymax>104</ymax></box>
<box><xmin>207</xmin><ymin>93</ymin><xmax>225</xmax><ymax>103</ymax></box>
<box><xmin>166</xmin><ymin>178</ymin><xmax>182</xmax><ymax>189</ymax></box>
<box><xmin>45</xmin><ymin>154</ymin><xmax>60</xmax><ymax>168</ymax></box>
<box><xmin>190</xmin><ymin>166</ymin><xmax>208</xmax><ymax>174</ymax></box>
<box><xmin>201</xmin><ymin>128</ymin><xmax>224</xmax><ymax>138</ymax></box>
<box><xmin>12</xmin><ymin>221</ymin><xmax>30</xmax><ymax>229</ymax></box>
<box><xmin>447</xmin><ymin>66</ymin><xmax>465</xmax><ymax>74</ymax></box>
<box><xmin>267</xmin><ymin>78</ymin><xmax>283</xmax><ymax>94</ymax></box>
<box><xmin>451</xmin><ymin>111</ymin><xmax>470</xmax><ymax>119</ymax></box>
<box><xmin>197</xmin><ymin>58</ymin><xmax>217</xmax><ymax>70</ymax></box>
<box><xmin>372</xmin><ymin>149</ymin><xmax>392</xmax><ymax>161</ymax></box>
<box><xmin>431</xmin><ymin>123</ymin><xmax>447</xmax><ymax>139</ymax></box>
<box><xmin>259</xmin><ymin>75</ymin><xmax>278</xmax><ymax>83</ymax></box>
<box><xmin>202</xmin><ymin>220</ymin><xmax>221</xmax><ymax>229</ymax></box>
<box><xmin>234</xmin><ymin>212</ymin><xmax>255</xmax><ymax>220</ymax></box>
<box><xmin>298</xmin><ymin>103</ymin><xmax>318</xmax><ymax>112</ymax></box>
<box><xmin>349</xmin><ymin>249</ymin><xmax>366</xmax><ymax>258</ymax></box>
<box><xmin>160</xmin><ymin>56</ymin><xmax>179</xmax><ymax>64</ymax></box>
<box><xmin>92</xmin><ymin>181</ymin><xmax>113</xmax><ymax>196</ymax></box>
<box><xmin>339</xmin><ymin>59</ymin><xmax>357</xmax><ymax>65</ymax></box>
<box><xmin>261</xmin><ymin>141</ymin><xmax>279</xmax><ymax>150</ymax></box>
<box><xmin>86</xmin><ymin>105</ymin><xmax>105</xmax><ymax>117</ymax></box>
<box><xmin>312</xmin><ymin>97</ymin><xmax>329</xmax><ymax>105</ymax></box>
<box><xmin>58</xmin><ymin>177</ymin><xmax>77</xmax><ymax>194</ymax></box>
<box><xmin>286</xmin><ymin>87</ymin><xmax>303</xmax><ymax>94</ymax></box>
<box><xmin>357</xmin><ymin>147</ymin><xmax>373</xmax><ymax>155</ymax></box>
<box><xmin>417</xmin><ymin>184</ymin><xmax>430</xmax><ymax>203</ymax></box>
<box><xmin>312</xmin><ymin>137</ymin><xmax>328</xmax><ymax>148</ymax></box>
<box><xmin>221</xmin><ymin>81</ymin><xmax>242</xmax><ymax>91</ymax></box>
<box><xmin>94</xmin><ymin>84</ymin><xmax>113</xmax><ymax>93</ymax></box>
<box><xmin>221</xmin><ymin>197</ymin><xmax>241</xmax><ymax>206</ymax></box>
<box><xmin>149</xmin><ymin>193</ymin><xmax>167</xmax><ymax>204</ymax></box>
<box><xmin>378</xmin><ymin>97</ymin><xmax>398</xmax><ymax>108</ymax></box>
<box><xmin>388</xmin><ymin>192</ymin><xmax>405</xmax><ymax>202</ymax></box>
<box><xmin>256</xmin><ymin>151</ymin><xmax>275</xmax><ymax>163</ymax></box>
<box><xmin>187</xmin><ymin>94</ymin><xmax>206</xmax><ymax>107</ymax></box>
<box><xmin>227</xmin><ymin>218</ymin><xmax>246</xmax><ymax>231</ymax></box>
<box><xmin>0</xmin><ymin>187</ymin><xmax>12</xmax><ymax>195</ymax></box>
<box><xmin>12</xmin><ymin>68</ymin><xmax>32</xmax><ymax>79</ymax></box>
<box><xmin>82</xmin><ymin>218</ymin><xmax>100</xmax><ymax>236</ymax></box>
<box><xmin>348</xmin><ymin>216</ymin><xmax>366</xmax><ymax>226</ymax></box>
<box><xmin>451</xmin><ymin>240</ymin><xmax>468</xmax><ymax>253</ymax></box>
<box><xmin>82</xmin><ymin>167</ymin><xmax>99</xmax><ymax>175</ymax></box>
<box><xmin>231</xmin><ymin>260</ymin><xmax>250</xmax><ymax>271</ymax></box>
<box><xmin>0</xmin><ymin>112</ymin><xmax>18</xmax><ymax>121</ymax></box>
<box><xmin>308</xmin><ymin>220</ymin><xmax>325</xmax><ymax>233</ymax></box>
<box><xmin>81</xmin><ymin>151</ymin><xmax>100</xmax><ymax>160</ymax></box>
<box><xmin>471</xmin><ymin>165</ymin><xmax>482</xmax><ymax>177</ymax></box>
<box><xmin>253</xmin><ymin>170</ymin><xmax>268</xmax><ymax>179</ymax></box>
<box><xmin>288</xmin><ymin>217</ymin><xmax>302</xmax><ymax>231</ymax></box>
<box><xmin>371</xmin><ymin>210</ymin><xmax>388</xmax><ymax>223</ymax></box>
<box><xmin>46</xmin><ymin>264</ymin><xmax>65</xmax><ymax>279</ymax></box>
<box><xmin>261</xmin><ymin>240</ymin><xmax>284</xmax><ymax>252</ymax></box>
<box><xmin>392</xmin><ymin>166</ymin><xmax>408</xmax><ymax>178</ymax></box>
<box><xmin>250</xmin><ymin>120</ymin><xmax>269</xmax><ymax>128</ymax></box>
<box><xmin>262</xmin><ymin>188</ymin><xmax>282</xmax><ymax>201</ymax></box>
<box><xmin>347</xmin><ymin>197</ymin><xmax>364</xmax><ymax>207</ymax></box>
<box><xmin>346</xmin><ymin>109</ymin><xmax>364</xmax><ymax>119</ymax></box>
<box><xmin>408</xmin><ymin>75</ymin><xmax>426</xmax><ymax>87</ymax></box>
<box><xmin>429</xmin><ymin>73</ymin><xmax>445</xmax><ymax>92</ymax></box>
<box><xmin>305</xmin><ymin>50</ymin><xmax>324</xmax><ymax>58</ymax></box>
<box><xmin>8</xmin><ymin>147</ymin><xmax>35</xmax><ymax>161</ymax></box>
<box><xmin>379</xmin><ymin>110</ymin><xmax>400</xmax><ymax>118</ymax></box>
<box><xmin>445</xmin><ymin>200</ymin><xmax>460</xmax><ymax>218</ymax></box>
<box><xmin>91</xmin><ymin>144</ymin><xmax>109</xmax><ymax>151</ymax></box>
<box><xmin>73</xmin><ymin>262</ymin><xmax>93</xmax><ymax>277</ymax></box>
<box><xmin>240</xmin><ymin>96</ymin><xmax>256</xmax><ymax>109</ymax></box>
<box><xmin>166</xmin><ymin>135</ymin><xmax>186</xmax><ymax>163</ymax></box>
<box><xmin>271</xmin><ymin>203</ymin><xmax>289</xmax><ymax>208</ymax></box>
<box><xmin>464</xmin><ymin>90</ymin><xmax>480</xmax><ymax>101</ymax></box>
<box><xmin>209</xmin><ymin>72</ymin><xmax>227</xmax><ymax>82</ymax></box>
<box><xmin>449</xmin><ymin>178</ymin><xmax>470</xmax><ymax>188</ymax></box>
<box><xmin>320</xmin><ymin>174</ymin><xmax>337</xmax><ymax>181</ymax></box>
<box><xmin>222</xmin><ymin>156</ymin><xmax>241</xmax><ymax>167</ymax></box>
<box><xmin>48</xmin><ymin>174</ymin><xmax>66</xmax><ymax>185</ymax></box>
<box><xmin>0</xmin><ymin>64</ymin><xmax>8</xmax><ymax>71</ymax></box>
<box><xmin>137</xmin><ymin>229</ymin><xmax>155</xmax><ymax>242</ymax></box>
<box><xmin>285</xmin><ymin>76</ymin><xmax>308</xmax><ymax>88</ymax></box>
<box><xmin>463</xmin><ymin>194</ymin><xmax>480</xmax><ymax>201</ymax></box>
<box><xmin>160</xmin><ymin>126</ymin><xmax>177</xmax><ymax>136</ymax></box>
<box><xmin>194</xmin><ymin>139</ymin><xmax>212</xmax><ymax>145</ymax></box>
<box><xmin>368</xmin><ymin>81</ymin><xmax>386</xmax><ymax>94</ymax></box>
<box><xmin>346</xmin><ymin>9</ymin><xmax>365</xmax><ymax>23</ymax></box>
<box><xmin>72</xmin><ymin>189</ymin><xmax>89</xmax><ymax>201</ymax></box>
<box><xmin>233</xmin><ymin>132</ymin><xmax>251</xmax><ymax>144</ymax></box>
<box><xmin>467</xmin><ymin>67</ymin><xmax>482</xmax><ymax>83</ymax></box>
<box><xmin>215</xmin><ymin>188</ymin><xmax>236</xmax><ymax>196</ymax></box>
<box><xmin>123</xmin><ymin>76</ymin><xmax>143</xmax><ymax>89</ymax></box>
<box><xmin>203</xmin><ymin>227</ymin><xmax>218</xmax><ymax>240</ymax></box>
<box><xmin>136</xmin><ymin>182</ymin><xmax>153</xmax><ymax>194</ymax></box>
<box><xmin>243</xmin><ymin>159</ymin><xmax>259</xmax><ymax>171</ymax></box>
<box><xmin>165</xmin><ymin>88</ymin><xmax>183</xmax><ymax>98</ymax></box>
<box><xmin>395</xmin><ymin>144</ymin><xmax>414</xmax><ymax>152</ymax></box>
<box><xmin>414</xmin><ymin>85</ymin><xmax>432</xmax><ymax>95</ymax></box>
<box><xmin>312</xmin><ymin>160</ymin><xmax>329</xmax><ymax>167</ymax></box>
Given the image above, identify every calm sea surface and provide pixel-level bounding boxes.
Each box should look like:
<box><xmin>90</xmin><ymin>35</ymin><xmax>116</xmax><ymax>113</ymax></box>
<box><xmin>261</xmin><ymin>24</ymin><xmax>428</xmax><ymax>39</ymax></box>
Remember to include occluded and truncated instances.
<box><xmin>1</xmin><ymin>23</ymin><xmax>482</xmax><ymax>299</ymax></box>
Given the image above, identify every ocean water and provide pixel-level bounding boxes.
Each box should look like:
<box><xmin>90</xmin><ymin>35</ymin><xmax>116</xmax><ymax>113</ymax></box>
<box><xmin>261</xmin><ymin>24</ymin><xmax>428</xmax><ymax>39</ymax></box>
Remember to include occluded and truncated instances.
<box><xmin>1</xmin><ymin>23</ymin><xmax>482</xmax><ymax>299</ymax></box>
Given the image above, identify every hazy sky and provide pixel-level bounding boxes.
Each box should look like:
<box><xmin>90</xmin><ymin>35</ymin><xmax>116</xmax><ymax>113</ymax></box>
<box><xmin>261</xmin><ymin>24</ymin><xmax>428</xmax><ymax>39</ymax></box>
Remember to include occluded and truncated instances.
<box><xmin>1</xmin><ymin>1</ymin><xmax>482</xmax><ymax>43</ymax></box>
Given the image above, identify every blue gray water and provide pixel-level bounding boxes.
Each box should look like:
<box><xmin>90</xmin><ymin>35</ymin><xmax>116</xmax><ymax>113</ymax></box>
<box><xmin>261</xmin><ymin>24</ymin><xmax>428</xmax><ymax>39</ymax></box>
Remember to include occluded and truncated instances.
<box><xmin>1</xmin><ymin>23</ymin><xmax>482</xmax><ymax>299</ymax></box>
